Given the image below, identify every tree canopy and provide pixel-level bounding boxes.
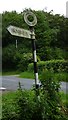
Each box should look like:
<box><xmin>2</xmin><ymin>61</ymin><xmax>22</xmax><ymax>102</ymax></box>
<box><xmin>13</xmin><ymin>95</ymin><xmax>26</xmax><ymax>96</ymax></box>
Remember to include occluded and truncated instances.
<box><xmin>2</xmin><ymin>10</ymin><xmax>68</xmax><ymax>71</ymax></box>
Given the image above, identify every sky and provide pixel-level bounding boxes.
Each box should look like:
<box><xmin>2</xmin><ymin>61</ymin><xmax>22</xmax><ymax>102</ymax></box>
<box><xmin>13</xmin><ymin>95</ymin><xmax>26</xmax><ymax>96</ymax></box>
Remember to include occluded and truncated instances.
<box><xmin>0</xmin><ymin>0</ymin><xmax>67</xmax><ymax>16</ymax></box>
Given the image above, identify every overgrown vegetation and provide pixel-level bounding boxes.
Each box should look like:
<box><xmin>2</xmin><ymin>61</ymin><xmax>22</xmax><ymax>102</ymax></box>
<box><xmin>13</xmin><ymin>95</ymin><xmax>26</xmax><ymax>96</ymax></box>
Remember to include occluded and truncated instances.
<box><xmin>2</xmin><ymin>70</ymin><xmax>68</xmax><ymax>120</ymax></box>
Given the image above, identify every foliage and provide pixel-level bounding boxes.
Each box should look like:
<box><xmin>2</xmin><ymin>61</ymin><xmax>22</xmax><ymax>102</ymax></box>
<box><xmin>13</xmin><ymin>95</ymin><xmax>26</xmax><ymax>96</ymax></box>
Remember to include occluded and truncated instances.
<box><xmin>2</xmin><ymin>70</ymin><xmax>68</xmax><ymax>120</ymax></box>
<box><xmin>41</xmin><ymin>47</ymin><xmax>67</xmax><ymax>60</ymax></box>
<box><xmin>2</xmin><ymin>10</ymin><xmax>68</xmax><ymax>71</ymax></box>
<box><xmin>53</xmin><ymin>72</ymin><xmax>68</xmax><ymax>82</ymax></box>
<box><xmin>2</xmin><ymin>44</ymin><xmax>33</xmax><ymax>71</ymax></box>
<box><xmin>2</xmin><ymin>91</ymin><xmax>18</xmax><ymax>120</ymax></box>
<box><xmin>2</xmin><ymin>44</ymin><xmax>16</xmax><ymax>70</ymax></box>
<box><xmin>39</xmin><ymin>70</ymin><xmax>68</xmax><ymax>120</ymax></box>
<box><xmin>14</xmin><ymin>52</ymin><xmax>33</xmax><ymax>71</ymax></box>
<box><xmin>28</xmin><ymin>60</ymin><xmax>68</xmax><ymax>73</ymax></box>
<box><xmin>2</xmin><ymin>9</ymin><xmax>68</xmax><ymax>120</ymax></box>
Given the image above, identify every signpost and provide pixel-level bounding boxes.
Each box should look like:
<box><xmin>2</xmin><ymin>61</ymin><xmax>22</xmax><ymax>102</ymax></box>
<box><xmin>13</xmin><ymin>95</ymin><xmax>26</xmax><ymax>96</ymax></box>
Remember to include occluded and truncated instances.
<box><xmin>7</xmin><ymin>25</ymin><xmax>34</xmax><ymax>39</ymax></box>
<box><xmin>7</xmin><ymin>11</ymin><xmax>41</xmax><ymax>90</ymax></box>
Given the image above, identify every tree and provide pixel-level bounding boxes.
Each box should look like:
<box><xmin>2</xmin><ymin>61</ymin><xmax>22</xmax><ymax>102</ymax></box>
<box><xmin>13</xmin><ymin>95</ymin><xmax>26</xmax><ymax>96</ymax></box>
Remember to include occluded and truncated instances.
<box><xmin>2</xmin><ymin>10</ymin><xmax>68</xmax><ymax>71</ymax></box>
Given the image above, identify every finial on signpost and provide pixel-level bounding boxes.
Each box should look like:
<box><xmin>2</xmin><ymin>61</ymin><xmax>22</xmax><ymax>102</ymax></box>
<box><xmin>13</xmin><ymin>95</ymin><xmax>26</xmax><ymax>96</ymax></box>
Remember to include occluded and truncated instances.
<box><xmin>24</xmin><ymin>11</ymin><xmax>37</xmax><ymax>26</ymax></box>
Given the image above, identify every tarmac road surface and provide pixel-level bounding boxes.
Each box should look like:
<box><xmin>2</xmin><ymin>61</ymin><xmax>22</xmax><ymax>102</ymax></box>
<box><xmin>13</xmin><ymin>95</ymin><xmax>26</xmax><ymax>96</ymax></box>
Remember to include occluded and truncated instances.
<box><xmin>1</xmin><ymin>75</ymin><xmax>34</xmax><ymax>91</ymax></box>
<box><xmin>0</xmin><ymin>75</ymin><xmax>68</xmax><ymax>93</ymax></box>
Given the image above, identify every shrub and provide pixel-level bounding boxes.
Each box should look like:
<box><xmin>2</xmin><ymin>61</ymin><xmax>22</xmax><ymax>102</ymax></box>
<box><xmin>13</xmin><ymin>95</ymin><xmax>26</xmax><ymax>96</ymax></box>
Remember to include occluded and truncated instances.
<box><xmin>2</xmin><ymin>44</ymin><xmax>16</xmax><ymax>70</ymax></box>
<box><xmin>14</xmin><ymin>52</ymin><xmax>40</xmax><ymax>71</ymax></box>
<box><xmin>2</xmin><ymin>90</ymin><xmax>67</xmax><ymax>120</ymax></box>
<box><xmin>28</xmin><ymin>60</ymin><xmax>68</xmax><ymax>73</ymax></box>
<box><xmin>39</xmin><ymin>69</ymin><xmax>68</xmax><ymax>120</ymax></box>
<box><xmin>37</xmin><ymin>47</ymin><xmax>67</xmax><ymax>61</ymax></box>
<box><xmin>14</xmin><ymin>52</ymin><xmax>33</xmax><ymax>71</ymax></box>
<box><xmin>2</xmin><ymin>70</ymin><xmax>68</xmax><ymax>120</ymax></box>
<box><xmin>53</xmin><ymin>72</ymin><xmax>68</xmax><ymax>82</ymax></box>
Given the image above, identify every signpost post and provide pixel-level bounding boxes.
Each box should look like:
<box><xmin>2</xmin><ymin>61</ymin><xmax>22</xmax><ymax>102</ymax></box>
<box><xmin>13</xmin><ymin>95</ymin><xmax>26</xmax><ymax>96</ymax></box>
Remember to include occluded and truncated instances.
<box><xmin>7</xmin><ymin>11</ymin><xmax>41</xmax><ymax>90</ymax></box>
<box><xmin>24</xmin><ymin>11</ymin><xmax>41</xmax><ymax>89</ymax></box>
<box><xmin>16</xmin><ymin>40</ymin><xmax>17</xmax><ymax>49</ymax></box>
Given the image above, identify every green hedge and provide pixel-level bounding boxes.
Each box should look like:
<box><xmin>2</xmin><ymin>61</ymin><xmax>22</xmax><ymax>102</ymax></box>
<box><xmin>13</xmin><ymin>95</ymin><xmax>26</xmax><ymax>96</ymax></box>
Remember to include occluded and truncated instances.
<box><xmin>28</xmin><ymin>60</ymin><xmax>68</xmax><ymax>73</ymax></box>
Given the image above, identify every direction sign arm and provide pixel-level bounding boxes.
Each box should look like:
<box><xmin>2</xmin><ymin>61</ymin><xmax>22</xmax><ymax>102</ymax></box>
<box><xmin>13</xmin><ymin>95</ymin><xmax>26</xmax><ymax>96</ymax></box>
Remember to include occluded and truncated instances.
<box><xmin>7</xmin><ymin>25</ymin><xmax>32</xmax><ymax>39</ymax></box>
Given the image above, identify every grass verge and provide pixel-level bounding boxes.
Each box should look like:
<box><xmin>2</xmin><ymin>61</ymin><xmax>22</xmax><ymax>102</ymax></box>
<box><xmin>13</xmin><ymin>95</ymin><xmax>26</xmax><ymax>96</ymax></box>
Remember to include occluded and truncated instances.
<box><xmin>0</xmin><ymin>72</ymin><xmax>2</xmax><ymax>76</ymax></box>
<box><xmin>59</xmin><ymin>92</ymin><xmax>68</xmax><ymax>108</ymax></box>
<box><xmin>19</xmin><ymin>71</ymin><xmax>34</xmax><ymax>79</ymax></box>
<box><xmin>2</xmin><ymin>71</ymin><xmax>68</xmax><ymax>82</ymax></box>
<box><xmin>2</xmin><ymin>71</ymin><xmax>20</xmax><ymax>76</ymax></box>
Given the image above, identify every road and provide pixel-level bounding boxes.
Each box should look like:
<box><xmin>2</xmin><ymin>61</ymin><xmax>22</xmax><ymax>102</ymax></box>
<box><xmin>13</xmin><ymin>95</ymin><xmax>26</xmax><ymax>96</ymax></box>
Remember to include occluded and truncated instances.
<box><xmin>0</xmin><ymin>75</ymin><xmax>68</xmax><ymax>93</ymax></box>
<box><xmin>0</xmin><ymin>75</ymin><xmax>34</xmax><ymax>91</ymax></box>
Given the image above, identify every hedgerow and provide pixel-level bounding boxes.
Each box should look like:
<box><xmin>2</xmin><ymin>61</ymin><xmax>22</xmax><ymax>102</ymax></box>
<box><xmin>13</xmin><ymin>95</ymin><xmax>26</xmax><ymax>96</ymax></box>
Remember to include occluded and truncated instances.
<box><xmin>28</xmin><ymin>60</ymin><xmax>68</xmax><ymax>73</ymax></box>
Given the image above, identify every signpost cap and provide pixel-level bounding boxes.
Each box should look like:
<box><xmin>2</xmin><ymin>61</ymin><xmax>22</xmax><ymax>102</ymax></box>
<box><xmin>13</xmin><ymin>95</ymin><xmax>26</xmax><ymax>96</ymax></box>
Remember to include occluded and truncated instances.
<box><xmin>24</xmin><ymin>11</ymin><xmax>37</xmax><ymax>26</ymax></box>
